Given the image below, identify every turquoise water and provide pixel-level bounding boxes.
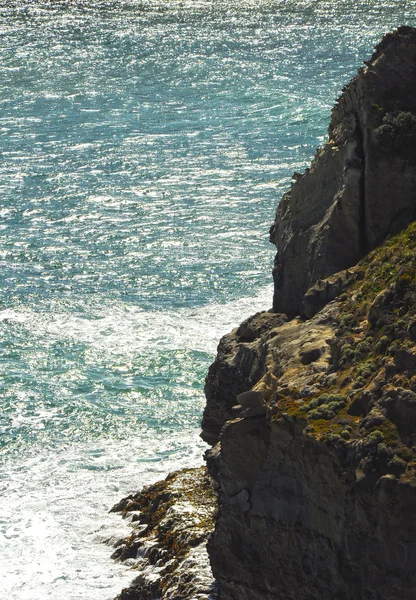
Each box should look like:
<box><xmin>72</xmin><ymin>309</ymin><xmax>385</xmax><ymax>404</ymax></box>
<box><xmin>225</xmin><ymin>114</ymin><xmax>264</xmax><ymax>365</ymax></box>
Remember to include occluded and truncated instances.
<box><xmin>0</xmin><ymin>1</ymin><xmax>414</xmax><ymax>598</ymax></box>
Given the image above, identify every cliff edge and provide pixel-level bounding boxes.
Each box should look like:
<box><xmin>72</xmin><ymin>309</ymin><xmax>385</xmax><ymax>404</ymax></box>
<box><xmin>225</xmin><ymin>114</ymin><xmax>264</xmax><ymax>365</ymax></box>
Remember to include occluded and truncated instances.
<box><xmin>202</xmin><ymin>25</ymin><xmax>416</xmax><ymax>446</ymax></box>
<box><xmin>203</xmin><ymin>27</ymin><xmax>416</xmax><ymax>600</ymax></box>
<box><xmin>270</xmin><ymin>25</ymin><xmax>416</xmax><ymax>317</ymax></box>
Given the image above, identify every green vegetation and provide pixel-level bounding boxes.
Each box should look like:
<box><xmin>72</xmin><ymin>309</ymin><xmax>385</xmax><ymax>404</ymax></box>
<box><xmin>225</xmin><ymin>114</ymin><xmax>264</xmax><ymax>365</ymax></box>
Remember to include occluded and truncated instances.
<box><xmin>272</xmin><ymin>222</ymin><xmax>416</xmax><ymax>480</ymax></box>
<box><xmin>374</xmin><ymin>111</ymin><xmax>416</xmax><ymax>158</ymax></box>
<box><xmin>306</xmin><ymin>393</ymin><xmax>346</xmax><ymax>420</ymax></box>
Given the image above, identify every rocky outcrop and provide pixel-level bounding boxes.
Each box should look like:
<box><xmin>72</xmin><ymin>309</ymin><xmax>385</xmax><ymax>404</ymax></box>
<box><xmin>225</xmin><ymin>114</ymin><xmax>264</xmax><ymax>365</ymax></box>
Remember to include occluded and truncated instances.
<box><xmin>206</xmin><ymin>220</ymin><xmax>416</xmax><ymax>600</ymax></box>
<box><xmin>270</xmin><ymin>26</ymin><xmax>416</xmax><ymax>316</ymax></box>
<box><xmin>110</xmin><ymin>467</ymin><xmax>217</xmax><ymax>600</ymax></box>
<box><xmin>301</xmin><ymin>266</ymin><xmax>360</xmax><ymax>319</ymax></box>
<box><xmin>201</xmin><ymin>311</ymin><xmax>287</xmax><ymax>445</ymax></box>
<box><xmin>202</xmin><ymin>306</ymin><xmax>339</xmax><ymax>445</ymax></box>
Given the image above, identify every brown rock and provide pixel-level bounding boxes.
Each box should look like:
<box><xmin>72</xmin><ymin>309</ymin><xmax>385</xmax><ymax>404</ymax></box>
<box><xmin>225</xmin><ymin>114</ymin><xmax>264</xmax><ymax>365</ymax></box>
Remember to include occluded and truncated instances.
<box><xmin>201</xmin><ymin>303</ymin><xmax>338</xmax><ymax>444</ymax></box>
<box><xmin>208</xmin><ymin>416</ymin><xmax>416</xmax><ymax>600</ymax></box>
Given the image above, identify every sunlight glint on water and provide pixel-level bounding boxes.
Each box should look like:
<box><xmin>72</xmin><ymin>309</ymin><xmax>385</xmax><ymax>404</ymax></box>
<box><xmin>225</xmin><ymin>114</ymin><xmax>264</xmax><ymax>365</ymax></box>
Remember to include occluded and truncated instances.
<box><xmin>0</xmin><ymin>1</ymin><xmax>414</xmax><ymax>598</ymax></box>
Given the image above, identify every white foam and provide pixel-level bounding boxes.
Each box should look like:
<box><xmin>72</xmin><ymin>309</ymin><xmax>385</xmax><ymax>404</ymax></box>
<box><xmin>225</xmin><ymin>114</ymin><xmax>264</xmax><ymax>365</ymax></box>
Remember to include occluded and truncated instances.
<box><xmin>0</xmin><ymin>429</ymin><xmax>208</xmax><ymax>600</ymax></box>
<box><xmin>13</xmin><ymin>284</ymin><xmax>273</xmax><ymax>359</ymax></box>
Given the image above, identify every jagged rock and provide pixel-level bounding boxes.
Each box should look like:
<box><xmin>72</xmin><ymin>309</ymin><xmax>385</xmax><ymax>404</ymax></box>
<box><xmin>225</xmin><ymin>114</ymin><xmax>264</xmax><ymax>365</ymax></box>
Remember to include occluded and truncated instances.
<box><xmin>367</xmin><ymin>286</ymin><xmax>397</xmax><ymax>326</ymax></box>
<box><xmin>301</xmin><ymin>267</ymin><xmax>360</xmax><ymax>319</ymax></box>
<box><xmin>201</xmin><ymin>312</ymin><xmax>289</xmax><ymax>444</ymax></box>
<box><xmin>270</xmin><ymin>26</ymin><xmax>416</xmax><ymax>316</ymax></box>
<box><xmin>110</xmin><ymin>468</ymin><xmax>217</xmax><ymax>600</ymax></box>
<box><xmin>235</xmin><ymin>311</ymin><xmax>288</xmax><ymax>342</ymax></box>
<box><xmin>201</xmin><ymin>303</ymin><xmax>339</xmax><ymax>444</ymax></box>
<box><xmin>237</xmin><ymin>390</ymin><xmax>264</xmax><ymax>409</ymax></box>
<box><xmin>380</xmin><ymin>388</ymin><xmax>416</xmax><ymax>446</ymax></box>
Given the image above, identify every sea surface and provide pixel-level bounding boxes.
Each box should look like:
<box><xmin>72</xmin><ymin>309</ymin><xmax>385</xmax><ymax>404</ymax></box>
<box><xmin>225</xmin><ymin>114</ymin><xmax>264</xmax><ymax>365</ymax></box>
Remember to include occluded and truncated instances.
<box><xmin>0</xmin><ymin>1</ymin><xmax>414</xmax><ymax>598</ymax></box>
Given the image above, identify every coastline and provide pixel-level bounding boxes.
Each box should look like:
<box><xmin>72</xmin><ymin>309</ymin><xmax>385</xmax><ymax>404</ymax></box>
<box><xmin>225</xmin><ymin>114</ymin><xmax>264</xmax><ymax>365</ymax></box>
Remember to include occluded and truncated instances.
<box><xmin>111</xmin><ymin>26</ymin><xmax>416</xmax><ymax>600</ymax></box>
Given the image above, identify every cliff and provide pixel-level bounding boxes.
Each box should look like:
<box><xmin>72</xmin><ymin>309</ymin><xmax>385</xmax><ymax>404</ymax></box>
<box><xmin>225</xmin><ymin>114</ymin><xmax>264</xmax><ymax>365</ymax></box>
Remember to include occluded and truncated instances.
<box><xmin>203</xmin><ymin>26</ymin><xmax>416</xmax><ymax>600</ymax></box>
<box><xmin>202</xmin><ymin>25</ymin><xmax>416</xmax><ymax>446</ymax></box>
<box><xmin>111</xmin><ymin>27</ymin><xmax>416</xmax><ymax>600</ymax></box>
<box><xmin>269</xmin><ymin>25</ymin><xmax>416</xmax><ymax>317</ymax></box>
<box><xmin>205</xmin><ymin>222</ymin><xmax>416</xmax><ymax>600</ymax></box>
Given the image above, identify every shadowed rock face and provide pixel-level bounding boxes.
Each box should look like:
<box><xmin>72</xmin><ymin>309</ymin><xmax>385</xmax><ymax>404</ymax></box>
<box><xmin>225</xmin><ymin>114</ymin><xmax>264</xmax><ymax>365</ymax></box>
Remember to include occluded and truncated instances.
<box><xmin>207</xmin><ymin>417</ymin><xmax>416</xmax><ymax>600</ymax></box>
<box><xmin>201</xmin><ymin>311</ymin><xmax>288</xmax><ymax>445</ymax></box>
<box><xmin>270</xmin><ymin>26</ymin><xmax>416</xmax><ymax>316</ymax></box>
<box><xmin>205</xmin><ymin>221</ymin><xmax>416</xmax><ymax>600</ymax></box>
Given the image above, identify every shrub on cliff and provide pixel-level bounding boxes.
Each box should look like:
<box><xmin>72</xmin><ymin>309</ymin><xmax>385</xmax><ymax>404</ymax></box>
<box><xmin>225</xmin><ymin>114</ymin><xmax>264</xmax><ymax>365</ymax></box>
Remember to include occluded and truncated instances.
<box><xmin>374</xmin><ymin>111</ymin><xmax>416</xmax><ymax>158</ymax></box>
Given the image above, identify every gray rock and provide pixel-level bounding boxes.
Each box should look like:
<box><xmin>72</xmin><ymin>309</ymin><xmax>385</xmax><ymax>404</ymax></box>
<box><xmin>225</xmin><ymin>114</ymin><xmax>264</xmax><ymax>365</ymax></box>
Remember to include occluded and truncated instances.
<box><xmin>209</xmin><ymin>416</ymin><xmax>416</xmax><ymax>600</ymax></box>
<box><xmin>271</xmin><ymin>26</ymin><xmax>416</xmax><ymax>316</ymax></box>
<box><xmin>237</xmin><ymin>390</ymin><xmax>264</xmax><ymax>409</ymax></box>
<box><xmin>301</xmin><ymin>267</ymin><xmax>359</xmax><ymax>319</ymax></box>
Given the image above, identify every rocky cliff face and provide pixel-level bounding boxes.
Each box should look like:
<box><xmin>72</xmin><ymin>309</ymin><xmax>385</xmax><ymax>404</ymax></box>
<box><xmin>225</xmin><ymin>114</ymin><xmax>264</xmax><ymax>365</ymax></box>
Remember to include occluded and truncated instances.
<box><xmin>270</xmin><ymin>26</ymin><xmax>416</xmax><ymax>316</ymax></box>
<box><xmin>112</xmin><ymin>28</ymin><xmax>416</xmax><ymax>600</ymax></box>
<box><xmin>206</xmin><ymin>218</ymin><xmax>416</xmax><ymax>600</ymax></box>
<box><xmin>203</xmin><ymin>28</ymin><xmax>416</xmax><ymax>600</ymax></box>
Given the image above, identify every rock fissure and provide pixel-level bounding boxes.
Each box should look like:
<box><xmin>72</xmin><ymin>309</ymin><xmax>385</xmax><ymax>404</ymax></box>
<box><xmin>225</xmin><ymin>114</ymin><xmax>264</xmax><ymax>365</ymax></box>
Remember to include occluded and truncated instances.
<box><xmin>354</xmin><ymin>110</ymin><xmax>367</xmax><ymax>256</ymax></box>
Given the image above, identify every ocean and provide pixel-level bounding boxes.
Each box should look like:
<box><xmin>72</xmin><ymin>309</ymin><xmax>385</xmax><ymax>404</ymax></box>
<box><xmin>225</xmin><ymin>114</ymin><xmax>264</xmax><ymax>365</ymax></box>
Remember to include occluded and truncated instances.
<box><xmin>0</xmin><ymin>1</ymin><xmax>414</xmax><ymax>598</ymax></box>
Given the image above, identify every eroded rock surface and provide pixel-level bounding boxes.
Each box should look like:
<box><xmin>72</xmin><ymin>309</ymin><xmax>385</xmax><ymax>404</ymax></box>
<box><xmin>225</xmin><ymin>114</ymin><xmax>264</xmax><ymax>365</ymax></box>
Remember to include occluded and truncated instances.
<box><xmin>110</xmin><ymin>467</ymin><xmax>217</xmax><ymax>600</ymax></box>
<box><xmin>270</xmin><ymin>26</ymin><xmax>416</xmax><ymax>315</ymax></box>
<box><xmin>202</xmin><ymin>311</ymin><xmax>287</xmax><ymax>445</ymax></box>
<box><xmin>208</xmin><ymin>417</ymin><xmax>416</xmax><ymax>600</ymax></box>
<box><xmin>202</xmin><ymin>306</ymin><xmax>339</xmax><ymax>445</ymax></box>
<box><xmin>206</xmin><ymin>222</ymin><xmax>416</xmax><ymax>600</ymax></box>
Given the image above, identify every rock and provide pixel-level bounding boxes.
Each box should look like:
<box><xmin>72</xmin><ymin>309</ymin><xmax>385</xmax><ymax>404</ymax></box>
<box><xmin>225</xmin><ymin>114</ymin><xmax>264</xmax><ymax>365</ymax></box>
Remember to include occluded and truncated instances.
<box><xmin>368</xmin><ymin>286</ymin><xmax>397</xmax><ymax>327</ymax></box>
<box><xmin>111</xmin><ymin>468</ymin><xmax>218</xmax><ymax>600</ymax></box>
<box><xmin>380</xmin><ymin>387</ymin><xmax>416</xmax><ymax>446</ymax></box>
<box><xmin>393</xmin><ymin>347</ymin><xmax>416</xmax><ymax>378</ymax></box>
<box><xmin>235</xmin><ymin>311</ymin><xmax>288</xmax><ymax>342</ymax></box>
<box><xmin>201</xmin><ymin>302</ymin><xmax>339</xmax><ymax>444</ymax></box>
<box><xmin>237</xmin><ymin>390</ymin><xmax>264</xmax><ymax>409</ymax></box>
<box><xmin>208</xmin><ymin>414</ymin><xmax>416</xmax><ymax>600</ymax></box>
<box><xmin>301</xmin><ymin>267</ymin><xmax>360</xmax><ymax>319</ymax></box>
<box><xmin>270</xmin><ymin>26</ymin><xmax>416</xmax><ymax>316</ymax></box>
<box><xmin>203</xmin><ymin>28</ymin><xmax>416</xmax><ymax>600</ymax></box>
<box><xmin>360</xmin><ymin>408</ymin><xmax>386</xmax><ymax>430</ymax></box>
<box><xmin>299</xmin><ymin>346</ymin><xmax>322</xmax><ymax>365</ymax></box>
<box><xmin>228</xmin><ymin>488</ymin><xmax>250</xmax><ymax>513</ymax></box>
